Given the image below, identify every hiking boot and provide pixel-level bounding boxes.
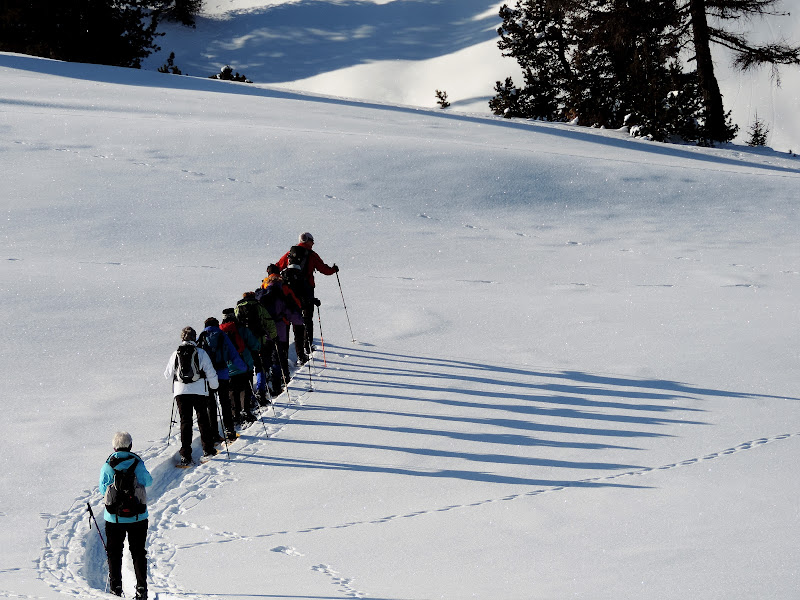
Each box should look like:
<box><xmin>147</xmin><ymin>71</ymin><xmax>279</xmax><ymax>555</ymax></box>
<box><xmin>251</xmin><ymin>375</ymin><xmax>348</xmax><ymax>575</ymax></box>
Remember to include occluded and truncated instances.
<box><xmin>213</xmin><ymin>435</ymin><xmax>225</xmax><ymax>445</ymax></box>
<box><xmin>134</xmin><ymin>586</ymin><xmax>147</xmax><ymax>600</ymax></box>
<box><xmin>242</xmin><ymin>411</ymin><xmax>257</xmax><ymax>423</ymax></box>
<box><xmin>296</xmin><ymin>354</ymin><xmax>308</xmax><ymax>366</ymax></box>
<box><xmin>203</xmin><ymin>447</ymin><xmax>218</xmax><ymax>458</ymax></box>
<box><xmin>178</xmin><ymin>456</ymin><xmax>192</xmax><ymax>467</ymax></box>
<box><xmin>226</xmin><ymin>430</ymin><xmax>238</xmax><ymax>441</ymax></box>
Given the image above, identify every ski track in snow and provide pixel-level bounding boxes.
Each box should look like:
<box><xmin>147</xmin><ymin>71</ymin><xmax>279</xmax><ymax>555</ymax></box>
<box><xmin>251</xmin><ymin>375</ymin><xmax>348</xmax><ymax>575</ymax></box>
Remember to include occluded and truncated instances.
<box><xmin>35</xmin><ymin>349</ymin><xmax>798</xmax><ymax>600</ymax></box>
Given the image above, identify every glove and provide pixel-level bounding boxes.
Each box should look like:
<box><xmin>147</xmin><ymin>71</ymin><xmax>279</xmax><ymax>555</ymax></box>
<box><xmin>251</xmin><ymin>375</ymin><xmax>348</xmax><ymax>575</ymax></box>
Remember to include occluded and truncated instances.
<box><xmin>332</xmin><ymin>264</ymin><xmax>339</xmax><ymax>273</ymax></box>
<box><xmin>314</xmin><ymin>298</ymin><xmax>321</xmax><ymax>307</ymax></box>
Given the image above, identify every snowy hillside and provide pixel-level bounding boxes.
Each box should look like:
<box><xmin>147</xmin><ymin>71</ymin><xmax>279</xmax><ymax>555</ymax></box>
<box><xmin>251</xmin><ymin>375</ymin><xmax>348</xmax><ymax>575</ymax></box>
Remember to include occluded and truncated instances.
<box><xmin>2</xmin><ymin>51</ymin><xmax>800</xmax><ymax>599</ymax></box>
<box><xmin>142</xmin><ymin>0</ymin><xmax>800</xmax><ymax>152</ymax></box>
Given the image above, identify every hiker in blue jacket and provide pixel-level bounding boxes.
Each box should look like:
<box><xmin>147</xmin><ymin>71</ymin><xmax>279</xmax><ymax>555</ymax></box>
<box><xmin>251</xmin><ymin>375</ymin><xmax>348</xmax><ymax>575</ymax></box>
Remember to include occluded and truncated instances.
<box><xmin>221</xmin><ymin>307</ymin><xmax>261</xmax><ymax>424</ymax></box>
<box><xmin>99</xmin><ymin>431</ymin><xmax>153</xmax><ymax>600</ymax></box>
<box><xmin>198</xmin><ymin>317</ymin><xmax>247</xmax><ymax>441</ymax></box>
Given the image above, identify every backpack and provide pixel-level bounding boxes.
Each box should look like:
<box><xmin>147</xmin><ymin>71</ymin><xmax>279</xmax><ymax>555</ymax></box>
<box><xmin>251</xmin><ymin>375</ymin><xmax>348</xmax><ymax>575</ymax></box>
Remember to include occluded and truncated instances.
<box><xmin>197</xmin><ymin>330</ymin><xmax>225</xmax><ymax>370</ymax></box>
<box><xmin>104</xmin><ymin>455</ymin><xmax>147</xmax><ymax>520</ymax></box>
<box><xmin>282</xmin><ymin>245</ymin><xmax>313</xmax><ymax>298</ymax></box>
<box><xmin>236</xmin><ymin>298</ymin><xmax>264</xmax><ymax>338</ymax></box>
<box><xmin>174</xmin><ymin>345</ymin><xmax>203</xmax><ymax>383</ymax></box>
<box><xmin>220</xmin><ymin>321</ymin><xmax>245</xmax><ymax>354</ymax></box>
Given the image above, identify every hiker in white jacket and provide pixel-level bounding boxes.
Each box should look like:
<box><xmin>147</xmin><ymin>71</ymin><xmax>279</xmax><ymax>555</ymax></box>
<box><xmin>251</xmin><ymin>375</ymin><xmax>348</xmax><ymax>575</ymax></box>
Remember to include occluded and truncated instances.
<box><xmin>164</xmin><ymin>326</ymin><xmax>220</xmax><ymax>466</ymax></box>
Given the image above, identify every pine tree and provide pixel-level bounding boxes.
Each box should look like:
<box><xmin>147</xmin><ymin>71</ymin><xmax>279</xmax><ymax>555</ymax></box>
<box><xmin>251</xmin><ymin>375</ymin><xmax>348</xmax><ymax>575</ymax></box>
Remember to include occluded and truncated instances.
<box><xmin>159</xmin><ymin>0</ymin><xmax>203</xmax><ymax>27</ymax></box>
<box><xmin>746</xmin><ymin>112</ymin><xmax>770</xmax><ymax>146</ymax></box>
<box><xmin>493</xmin><ymin>0</ymin><xmax>576</xmax><ymax>121</ymax></box>
<box><xmin>491</xmin><ymin>0</ymin><xmax>703</xmax><ymax>141</ymax></box>
<box><xmin>681</xmin><ymin>0</ymin><xmax>799</xmax><ymax>144</ymax></box>
<box><xmin>0</xmin><ymin>0</ymin><xmax>162</xmax><ymax>68</ymax></box>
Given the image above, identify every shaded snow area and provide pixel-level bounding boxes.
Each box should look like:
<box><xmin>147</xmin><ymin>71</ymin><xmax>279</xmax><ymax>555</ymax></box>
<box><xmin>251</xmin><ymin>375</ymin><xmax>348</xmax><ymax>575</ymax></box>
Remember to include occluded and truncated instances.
<box><xmin>141</xmin><ymin>0</ymin><xmax>800</xmax><ymax>151</ymax></box>
<box><xmin>2</xmin><ymin>53</ymin><xmax>800</xmax><ymax>600</ymax></box>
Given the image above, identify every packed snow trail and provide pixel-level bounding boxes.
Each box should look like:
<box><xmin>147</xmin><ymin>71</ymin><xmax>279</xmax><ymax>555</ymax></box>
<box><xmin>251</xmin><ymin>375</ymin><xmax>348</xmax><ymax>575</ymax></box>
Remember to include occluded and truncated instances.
<box><xmin>35</xmin><ymin>346</ymin><xmax>798</xmax><ymax>599</ymax></box>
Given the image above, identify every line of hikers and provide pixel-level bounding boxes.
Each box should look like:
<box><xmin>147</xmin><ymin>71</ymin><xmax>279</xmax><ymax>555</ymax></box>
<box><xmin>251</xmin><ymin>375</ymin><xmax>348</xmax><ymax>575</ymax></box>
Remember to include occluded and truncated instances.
<box><xmin>165</xmin><ymin>231</ymin><xmax>339</xmax><ymax>466</ymax></box>
<box><xmin>98</xmin><ymin>233</ymin><xmax>339</xmax><ymax>600</ymax></box>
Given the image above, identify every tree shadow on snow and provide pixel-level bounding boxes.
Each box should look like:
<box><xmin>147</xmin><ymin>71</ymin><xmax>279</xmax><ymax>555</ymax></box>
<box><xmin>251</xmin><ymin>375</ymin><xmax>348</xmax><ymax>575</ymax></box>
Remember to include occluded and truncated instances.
<box><xmin>160</xmin><ymin>0</ymin><xmax>503</xmax><ymax>82</ymax></box>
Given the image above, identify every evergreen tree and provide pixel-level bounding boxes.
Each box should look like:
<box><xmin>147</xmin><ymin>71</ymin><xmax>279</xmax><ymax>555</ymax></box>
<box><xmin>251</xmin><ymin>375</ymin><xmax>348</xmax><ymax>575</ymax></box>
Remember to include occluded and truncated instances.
<box><xmin>0</xmin><ymin>0</ymin><xmax>162</xmax><ymax>68</ymax></box>
<box><xmin>746</xmin><ymin>112</ymin><xmax>770</xmax><ymax>146</ymax></box>
<box><xmin>159</xmin><ymin>0</ymin><xmax>203</xmax><ymax>27</ymax></box>
<box><xmin>681</xmin><ymin>0</ymin><xmax>799</xmax><ymax>144</ymax></box>
<box><xmin>494</xmin><ymin>0</ymin><xmax>576</xmax><ymax>121</ymax></box>
<box><xmin>492</xmin><ymin>0</ymin><xmax>704</xmax><ymax>141</ymax></box>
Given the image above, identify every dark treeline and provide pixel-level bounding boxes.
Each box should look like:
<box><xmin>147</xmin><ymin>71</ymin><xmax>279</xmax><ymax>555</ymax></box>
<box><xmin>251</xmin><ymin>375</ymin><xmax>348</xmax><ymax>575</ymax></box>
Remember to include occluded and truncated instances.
<box><xmin>0</xmin><ymin>0</ymin><xmax>201</xmax><ymax>69</ymax></box>
<box><xmin>491</xmin><ymin>0</ymin><xmax>800</xmax><ymax>145</ymax></box>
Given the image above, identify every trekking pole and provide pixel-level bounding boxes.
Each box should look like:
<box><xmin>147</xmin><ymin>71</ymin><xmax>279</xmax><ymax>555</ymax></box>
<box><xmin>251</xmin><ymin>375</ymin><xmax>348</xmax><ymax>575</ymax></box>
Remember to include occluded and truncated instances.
<box><xmin>249</xmin><ymin>379</ymin><xmax>269</xmax><ymax>437</ymax></box>
<box><xmin>87</xmin><ymin>503</ymin><xmax>110</xmax><ymax>592</ymax></box>
<box><xmin>336</xmin><ymin>272</ymin><xmax>355</xmax><ymax>342</ymax></box>
<box><xmin>278</xmin><ymin>349</ymin><xmax>292</xmax><ymax>405</ymax></box>
<box><xmin>87</xmin><ymin>503</ymin><xmax>108</xmax><ymax>556</ymax></box>
<box><xmin>215</xmin><ymin>390</ymin><xmax>231</xmax><ymax>460</ymax></box>
<box><xmin>304</xmin><ymin>327</ymin><xmax>315</xmax><ymax>392</ymax></box>
<box><xmin>167</xmin><ymin>398</ymin><xmax>177</xmax><ymax>445</ymax></box>
<box><xmin>316</xmin><ymin>304</ymin><xmax>327</xmax><ymax>367</ymax></box>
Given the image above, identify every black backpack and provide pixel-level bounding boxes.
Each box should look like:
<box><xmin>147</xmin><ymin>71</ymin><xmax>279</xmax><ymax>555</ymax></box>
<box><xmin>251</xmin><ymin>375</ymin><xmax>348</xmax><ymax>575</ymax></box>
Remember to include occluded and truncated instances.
<box><xmin>282</xmin><ymin>245</ymin><xmax>312</xmax><ymax>298</ymax></box>
<box><xmin>174</xmin><ymin>345</ymin><xmax>203</xmax><ymax>383</ymax></box>
<box><xmin>104</xmin><ymin>455</ymin><xmax>147</xmax><ymax>519</ymax></box>
<box><xmin>236</xmin><ymin>298</ymin><xmax>264</xmax><ymax>338</ymax></box>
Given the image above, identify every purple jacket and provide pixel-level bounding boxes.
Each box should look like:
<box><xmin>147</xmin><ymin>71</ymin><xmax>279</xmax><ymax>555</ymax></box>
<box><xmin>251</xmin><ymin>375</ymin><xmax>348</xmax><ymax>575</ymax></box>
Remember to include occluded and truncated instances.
<box><xmin>256</xmin><ymin>278</ymin><xmax>302</xmax><ymax>344</ymax></box>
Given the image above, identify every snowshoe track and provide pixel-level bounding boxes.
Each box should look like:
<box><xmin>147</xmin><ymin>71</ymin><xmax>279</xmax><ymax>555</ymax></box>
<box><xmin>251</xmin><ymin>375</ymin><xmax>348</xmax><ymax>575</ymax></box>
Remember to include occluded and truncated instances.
<box><xmin>34</xmin><ymin>347</ymin><xmax>797</xmax><ymax>600</ymax></box>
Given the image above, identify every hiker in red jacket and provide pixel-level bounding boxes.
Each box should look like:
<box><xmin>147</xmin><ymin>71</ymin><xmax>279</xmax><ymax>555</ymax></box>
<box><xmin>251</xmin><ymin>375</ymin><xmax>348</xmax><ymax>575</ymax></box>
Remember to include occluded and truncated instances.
<box><xmin>275</xmin><ymin>232</ymin><xmax>338</xmax><ymax>364</ymax></box>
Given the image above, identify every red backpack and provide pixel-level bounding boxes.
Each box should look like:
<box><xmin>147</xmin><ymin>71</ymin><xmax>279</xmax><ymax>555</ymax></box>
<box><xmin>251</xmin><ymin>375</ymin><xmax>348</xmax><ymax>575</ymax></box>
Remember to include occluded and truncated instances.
<box><xmin>220</xmin><ymin>321</ymin><xmax>245</xmax><ymax>354</ymax></box>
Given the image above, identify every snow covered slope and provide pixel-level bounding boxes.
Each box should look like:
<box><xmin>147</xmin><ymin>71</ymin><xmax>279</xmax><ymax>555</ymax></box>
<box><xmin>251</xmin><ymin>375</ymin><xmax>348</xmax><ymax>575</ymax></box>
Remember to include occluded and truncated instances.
<box><xmin>1</xmin><ymin>52</ymin><xmax>800</xmax><ymax>599</ymax></box>
<box><xmin>142</xmin><ymin>0</ymin><xmax>800</xmax><ymax>151</ymax></box>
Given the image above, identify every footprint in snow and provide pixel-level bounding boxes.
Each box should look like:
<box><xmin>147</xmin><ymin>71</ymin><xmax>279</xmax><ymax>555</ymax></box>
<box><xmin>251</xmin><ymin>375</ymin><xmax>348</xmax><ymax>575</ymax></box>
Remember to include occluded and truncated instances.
<box><xmin>271</xmin><ymin>546</ymin><xmax>304</xmax><ymax>557</ymax></box>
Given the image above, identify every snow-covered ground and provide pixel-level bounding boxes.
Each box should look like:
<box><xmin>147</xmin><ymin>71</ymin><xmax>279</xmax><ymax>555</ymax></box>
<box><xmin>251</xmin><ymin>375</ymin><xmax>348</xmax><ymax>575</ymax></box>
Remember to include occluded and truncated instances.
<box><xmin>142</xmin><ymin>0</ymin><xmax>800</xmax><ymax>152</ymax></box>
<box><xmin>2</xmin><ymin>47</ymin><xmax>800</xmax><ymax>599</ymax></box>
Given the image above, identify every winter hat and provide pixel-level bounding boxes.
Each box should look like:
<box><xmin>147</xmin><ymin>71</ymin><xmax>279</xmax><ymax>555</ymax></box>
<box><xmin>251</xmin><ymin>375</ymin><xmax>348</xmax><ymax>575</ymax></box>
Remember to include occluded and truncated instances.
<box><xmin>222</xmin><ymin>307</ymin><xmax>235</xmax><ymax>316</ymax></box>
<box><xmin>112</xmin><ymin>431</ymin><xmax>132</xmax><ymax>452</ymax></box>
<box><xmin>267</xmin><ymin>263</ymin><xmax>280</xmax><ymax>275</ymax></box>
<box><xmin>242</xmin><ymin>291</ymin><xmax>255</xmax><ymax>299</ymax></box>
<box><xmin>181</xmin><ymin>326</ymin><xmax>196</xmax><ymax>342</ymax></box>
<box><xmin>299</xmin><ymin>232</ymin><xmax>314</xmax><ymax>244</ymax></box>
<box><xmin>204</xmin><ymin>317</ymin><xmax>219</xmax><ymax>328</ymax></box>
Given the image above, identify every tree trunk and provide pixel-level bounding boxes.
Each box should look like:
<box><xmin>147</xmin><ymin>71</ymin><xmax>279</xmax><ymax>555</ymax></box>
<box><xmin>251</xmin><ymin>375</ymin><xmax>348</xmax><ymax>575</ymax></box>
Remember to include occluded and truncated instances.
<box><xmin>689</xmin><ymin>0</ymin><xmax>729</xmax><ymax>142</ymax></box>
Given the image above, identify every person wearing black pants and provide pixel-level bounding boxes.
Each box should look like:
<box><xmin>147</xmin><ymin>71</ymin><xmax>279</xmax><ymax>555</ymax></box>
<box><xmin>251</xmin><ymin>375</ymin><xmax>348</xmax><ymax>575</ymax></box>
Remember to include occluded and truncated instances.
<box><xmin>105</xmin><ymin>519</ymin><xmax>149</xmax><ymax>597</ymax></box>
<box><xmin>99</xmin><ymin>431</ymin><xmax>153</xmax><ymax>600</ymax></box>
<box><xmin>165</xmin><ymin>326</ymin><xmax>221</xmax><ymax>465</ymax></box>
<box><xmin>275</xmin><ymin>232</ymin><xmax>338</xmax><ymax>364</ymax></box>
<box><xmin>198</xmin><ymin>318</ymin><xmax>247</xmax><ymax>441</ymax></box>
